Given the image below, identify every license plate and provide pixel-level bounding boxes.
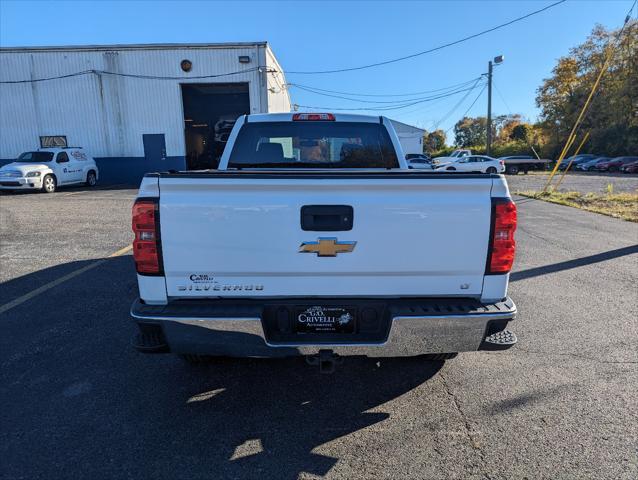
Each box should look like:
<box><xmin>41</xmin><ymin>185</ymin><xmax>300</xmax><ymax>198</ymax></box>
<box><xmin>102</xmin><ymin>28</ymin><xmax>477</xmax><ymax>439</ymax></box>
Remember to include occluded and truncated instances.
<box><xmin>295</xmin><ymin>306</ymin><xmax>356</xmax><ymax>334</ymax></box>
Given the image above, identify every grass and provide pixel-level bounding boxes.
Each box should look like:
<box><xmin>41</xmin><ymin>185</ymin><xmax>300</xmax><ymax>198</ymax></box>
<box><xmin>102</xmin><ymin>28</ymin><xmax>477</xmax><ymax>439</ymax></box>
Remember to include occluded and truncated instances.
<box><xmin>515</xmin><ymin>190</ymin><xmax>638</xmax><ymax>222</ymax></box>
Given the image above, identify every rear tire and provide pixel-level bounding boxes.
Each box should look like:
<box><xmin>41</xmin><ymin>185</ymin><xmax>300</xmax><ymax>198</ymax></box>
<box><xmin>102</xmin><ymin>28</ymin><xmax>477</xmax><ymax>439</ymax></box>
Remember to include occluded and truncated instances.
<box><xmin>42</xmin><ymin>174</ymin><xmax>56</xmax><ymax>193</ymax></box>
<box><xmin>486</xmin><ymin>167</ymin><xmax>497</xmax><ymax>174</ymax></box>
<box><xmin>506</xmin><ymin>165</ymin><xmax>519</xmax><ymax>175</ymax></box>
<box><xmin>85</xmin><ymin>170</ymin><xmax>97</xmax><ymax>187</ymax></box>
<box><xmin>446</xmin><ymin>167</ymin><xmax>456</xmax><ymax>171</ymax></box>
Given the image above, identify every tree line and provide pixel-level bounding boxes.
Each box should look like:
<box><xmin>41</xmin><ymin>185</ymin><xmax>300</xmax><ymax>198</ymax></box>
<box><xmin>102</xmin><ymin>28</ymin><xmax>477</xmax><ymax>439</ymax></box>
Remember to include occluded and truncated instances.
<box><xmin>423</xmin><ymin>21</ymin><xmax>637</xmax><ymax>159</ymax></box>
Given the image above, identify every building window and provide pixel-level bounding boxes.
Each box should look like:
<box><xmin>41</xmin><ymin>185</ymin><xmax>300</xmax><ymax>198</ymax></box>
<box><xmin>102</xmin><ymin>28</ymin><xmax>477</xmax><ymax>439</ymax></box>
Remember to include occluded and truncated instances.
<box><xmin>40</xmin><ymin>136</ymin><xmax>67</xmax><ymax>148</ymax></box>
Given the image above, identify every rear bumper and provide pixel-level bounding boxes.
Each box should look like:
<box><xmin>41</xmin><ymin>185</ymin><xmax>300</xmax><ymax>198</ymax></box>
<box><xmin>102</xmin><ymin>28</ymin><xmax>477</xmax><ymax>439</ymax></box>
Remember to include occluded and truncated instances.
<box><xmin>131</xmin><ymin>297</ymin><xmax>517</xmax><ymax>358</ymax></box>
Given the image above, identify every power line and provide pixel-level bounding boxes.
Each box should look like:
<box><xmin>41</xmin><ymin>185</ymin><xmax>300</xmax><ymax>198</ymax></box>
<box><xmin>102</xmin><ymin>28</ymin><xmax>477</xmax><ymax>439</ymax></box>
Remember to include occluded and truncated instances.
<box><xmin>445</xmin><ymin>84</ymin><xmax>487</xmax><ymax>134</ymax></box>
<box><xmin>287</xmin><ymin>77</ymin><xmax>482</xmax><ymax>97</ymax></box>
<box><xmin>294</xmin><ymin>79</ymin><xmax>486</xmax><ymax>111</ymax></box>
<box><xmin>0</xmin><ymin>69</ymin><xmax>94</xmax><ymax>84</ymax></box>
<box><xmin>290</xmin><ymin>81</ymin><xmax>483</xmax><ymax>105</ymax></box>
<box><xmin>0</xmin><ymin>66</ymin><xmax>262</xmax><ymax>84</ymax></box>
<box><xmin>287</xmin><ymin>0</ymin><xmax>567</xmax><ymax>74</ymax></box>
<box><xmin>429</xmin><ymin>77</ymin><xmax>484</xmax><ymax>130</ymax></box>
<box><xmin>395</xmin><ymin>91</ymin><xmax>469</xmax><ymax>119</ymax></box>
<box><xmin>492</xmin><ymin>80</ymin><xmax>514</xmax><ymax>115</ymax></box>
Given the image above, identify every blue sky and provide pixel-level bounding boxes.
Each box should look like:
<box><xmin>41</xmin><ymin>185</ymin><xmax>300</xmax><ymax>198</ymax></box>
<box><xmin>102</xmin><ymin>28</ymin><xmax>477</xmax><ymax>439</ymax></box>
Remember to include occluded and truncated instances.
<box><xmin>0</xmin><ymin>0</ymin><xmax>631</xmax><ymax>135</ymax></box>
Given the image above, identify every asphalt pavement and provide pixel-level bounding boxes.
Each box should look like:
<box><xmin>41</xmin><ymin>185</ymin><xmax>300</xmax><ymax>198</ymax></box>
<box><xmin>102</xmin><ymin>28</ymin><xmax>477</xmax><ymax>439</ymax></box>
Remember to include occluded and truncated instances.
<box><xmin>506</xmin><ymin>171</ymin><xmax>638</xmax><ymax>194</ymax></box>
<box><xmin>1</xmin><ymin>186</ymin><xmax>636</xmax><ymax>479</ymax></box>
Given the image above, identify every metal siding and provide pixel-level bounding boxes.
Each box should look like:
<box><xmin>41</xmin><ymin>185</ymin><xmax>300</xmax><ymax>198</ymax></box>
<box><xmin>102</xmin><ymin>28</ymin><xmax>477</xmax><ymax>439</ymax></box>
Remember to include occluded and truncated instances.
<box><xmin>265</xmin><ymin>45</ymin><xmax>291</xmax><ymax>113</ymax></box>
<box><xmin>0</xmin><ymin>45</ymin><xmax>269</xmax><ymax>160</ymax></box>
<box><xmin>390</xmin><ymin>119</ymin><xmax>425</xmax><ymax>155</ymax></box>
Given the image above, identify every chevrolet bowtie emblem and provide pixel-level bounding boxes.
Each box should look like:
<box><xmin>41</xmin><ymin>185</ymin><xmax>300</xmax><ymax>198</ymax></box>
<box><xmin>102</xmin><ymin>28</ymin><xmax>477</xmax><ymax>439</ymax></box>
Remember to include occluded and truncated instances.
<box><xmin>299</xmin><ymin>237</ymin><xmax>357</xmax><ymax>257</ymax></box>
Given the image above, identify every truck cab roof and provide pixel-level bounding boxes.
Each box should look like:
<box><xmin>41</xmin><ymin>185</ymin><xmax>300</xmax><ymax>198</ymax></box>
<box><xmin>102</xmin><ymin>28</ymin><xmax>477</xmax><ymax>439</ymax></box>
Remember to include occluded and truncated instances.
<box><xmin>246</xmin><ymin>112</ymin><xmax>386</xmax><ymax>124</ymax></box>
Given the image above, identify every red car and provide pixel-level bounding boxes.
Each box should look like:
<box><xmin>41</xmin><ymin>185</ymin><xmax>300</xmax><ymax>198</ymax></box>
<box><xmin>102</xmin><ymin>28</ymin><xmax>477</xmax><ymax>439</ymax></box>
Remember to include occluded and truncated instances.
<box><xmin>595</xmin><ymin>156</ymin><xmax>638</xmax><ymax>172</ymax></box>
<box><xmin>621</xmin><ymin>160</ymin><xmax>638</xmax><ymax>173</ymax></box>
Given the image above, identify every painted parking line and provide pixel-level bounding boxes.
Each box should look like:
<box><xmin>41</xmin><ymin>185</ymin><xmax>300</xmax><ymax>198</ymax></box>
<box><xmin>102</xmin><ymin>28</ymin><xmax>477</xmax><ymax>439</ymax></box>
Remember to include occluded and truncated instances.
<box><xmin>0</xmin><ymin>245</ymin><xmax>133</xmax><ymax>315</ymax></box>
<box><xmin>61</xmin><ymin>184</ymin><xmax>131</xmax><ymax>196</ymax></box>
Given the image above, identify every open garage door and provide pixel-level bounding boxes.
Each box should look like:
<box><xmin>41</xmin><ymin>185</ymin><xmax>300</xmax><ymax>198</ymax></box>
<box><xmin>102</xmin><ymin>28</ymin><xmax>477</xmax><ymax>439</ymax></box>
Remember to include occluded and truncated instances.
<box><xmin>181</xmin><ymin>83</ymin><xmax>250</xmax><ymax>170</ymax></box>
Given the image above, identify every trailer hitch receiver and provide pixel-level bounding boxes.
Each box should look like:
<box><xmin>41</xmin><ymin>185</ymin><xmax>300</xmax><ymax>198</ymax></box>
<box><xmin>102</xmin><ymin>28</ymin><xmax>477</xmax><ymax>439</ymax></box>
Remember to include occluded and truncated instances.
<box><xmin>306</xmin><ymin>349</ymin><xmax>342</xmax><ymax>374</ymax></box>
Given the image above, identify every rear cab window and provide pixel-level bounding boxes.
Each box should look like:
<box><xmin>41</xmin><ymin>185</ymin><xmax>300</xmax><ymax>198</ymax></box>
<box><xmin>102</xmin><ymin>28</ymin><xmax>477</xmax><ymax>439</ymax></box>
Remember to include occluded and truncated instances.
<box><xmin>228</xmin><ymin>121</ymin><xmax>399</xmax><ymax>169</ymax></box>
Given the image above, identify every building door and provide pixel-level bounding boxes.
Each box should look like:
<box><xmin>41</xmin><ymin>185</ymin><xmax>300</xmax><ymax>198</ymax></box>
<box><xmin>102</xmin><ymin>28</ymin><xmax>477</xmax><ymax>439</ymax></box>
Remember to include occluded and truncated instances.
<box><xmin>143</xmin><ymin>134</ymin><xmax>167</xmax><ymax>167</ymax></box>
<box><xmin>181</xmin><ymin>83</ymin><xmax>250</xmax><ymax>170</ymax></box>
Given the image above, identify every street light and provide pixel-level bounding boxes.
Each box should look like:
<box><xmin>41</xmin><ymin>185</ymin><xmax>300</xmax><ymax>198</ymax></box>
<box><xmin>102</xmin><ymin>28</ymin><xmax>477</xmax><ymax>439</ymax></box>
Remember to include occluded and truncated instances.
<box><xmin>487</xmin><ymin>55</ymin><xmax>504</xmax><ymax>156</ymax></box>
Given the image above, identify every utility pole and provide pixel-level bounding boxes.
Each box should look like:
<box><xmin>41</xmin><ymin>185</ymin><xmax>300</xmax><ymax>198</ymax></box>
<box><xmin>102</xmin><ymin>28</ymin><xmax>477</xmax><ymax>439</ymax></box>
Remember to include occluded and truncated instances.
<box><xmin>486</xmin><ymin>55</ymin><xmax>504</xmax><ymax>157</ymax></box>
<box><xmin>486</xmin><ymin>60</ymin><xmax>493</xmax><ymax>156</ymax></box>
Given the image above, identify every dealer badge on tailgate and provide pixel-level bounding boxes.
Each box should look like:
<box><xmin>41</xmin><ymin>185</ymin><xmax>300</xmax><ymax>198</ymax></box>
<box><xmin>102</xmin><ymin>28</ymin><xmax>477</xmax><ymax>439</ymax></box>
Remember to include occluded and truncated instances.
<box><xmin>296</xmin><ymin>306</ymin><xmax>356</xmax><ymax>334</ymax></box>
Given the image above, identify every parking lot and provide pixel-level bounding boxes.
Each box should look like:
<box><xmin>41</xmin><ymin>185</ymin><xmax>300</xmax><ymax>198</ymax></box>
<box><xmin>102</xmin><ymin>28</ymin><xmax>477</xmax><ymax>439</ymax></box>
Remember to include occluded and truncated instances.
<box><xmin>1</xmin><ymin>185</ymin><xmax>637</xmax><ymax>479</ymax></box>
<box><xmin>506</xmin><ymin>170</ymin><xmax>638</xmax><ymax>194</ymax></box>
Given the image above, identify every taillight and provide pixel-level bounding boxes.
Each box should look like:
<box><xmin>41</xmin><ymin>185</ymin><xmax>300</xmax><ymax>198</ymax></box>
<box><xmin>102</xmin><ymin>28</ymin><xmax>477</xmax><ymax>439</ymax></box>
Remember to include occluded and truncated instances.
<box><xmin>132</xmin><ymin>198</ymin><xmax>163</xmax><ymax>275</ymax></box>
<box><xmin>486</xmin><ymin>198</ymin><xmax>517</xmax><ymax>274</ymax></box>
<box><xmin>292</xmin><ymin>113</ymin><xmax>335</xmax><ymax>121</ymax></box>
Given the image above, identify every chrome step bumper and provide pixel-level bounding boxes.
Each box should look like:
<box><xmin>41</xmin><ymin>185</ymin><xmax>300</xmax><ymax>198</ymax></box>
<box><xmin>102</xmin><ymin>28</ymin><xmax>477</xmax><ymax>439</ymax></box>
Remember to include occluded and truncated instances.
<box><xmin>131</xmin><ymin>297</ymin><xmax>517</xmax><ymax>358</ymax></box>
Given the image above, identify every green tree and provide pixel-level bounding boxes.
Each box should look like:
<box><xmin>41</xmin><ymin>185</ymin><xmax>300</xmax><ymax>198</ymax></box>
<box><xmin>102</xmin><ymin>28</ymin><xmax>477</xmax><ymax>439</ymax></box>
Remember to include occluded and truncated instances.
<box><xmin>454</xmin><ymin>116</ymin><xmax>487</xmax><ymax>147</ymax></box>
<box><xmin>510</xmin><ymin>123</ymin><xmax>533</xmax><ymax>142</ymax></box>
<box><xmin>536</xmin><ymin>21</ymin><xmax>638</xmax><ymax>157</ymax></box>
<box><xmin>423</xmin><ymin>129</ymin><xmax>447</xmax><ymax>153</ymax></box>
<box><xmin>494</xmin><ymin>114</ymin><xmax>522</xmax><ymax>144</ymax></box>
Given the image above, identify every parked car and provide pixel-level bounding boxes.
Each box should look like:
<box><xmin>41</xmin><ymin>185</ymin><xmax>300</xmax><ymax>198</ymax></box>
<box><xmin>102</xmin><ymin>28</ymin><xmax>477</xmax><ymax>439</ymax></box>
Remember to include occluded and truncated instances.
<box><xmin>435</xmin><ymin>155</ymin><xmax>505</xmax><ymax>174</ymax></box>
<box><xmin>0</xmin><ymin>147</ymin><xmax>99</xmax><ymax>193</ymax></box>
<box><xmin>406</xmin><ymin>154</ymin><xmax>434</xmax><ymax>170</ymax></box>
<box><xmin>130</xmin><ymin>112</ymin><xmax>518</xmax><ymax>370</ymax></box>
<box><xmin>620</xmin><ymin>159</ymin><xmax>638</xmax><ymax>174</ymax></box>
<box><xmin>432</xmin><ymin>149</ymin><xmax>471</xmax><ymax>165</ymax></box>
<box><xmin>557</xmin><ymin>154</ymin><xmax>597</xmax><ymax>170</ymax></box>
<box><xmin>576</xmin><ymin>156</ymin><xmax>610</xmax><ymax>171</ymax></box>
<box><xmin>405</xmin><ymin>153</ymin><xmax>431</xmax><ymax>161</ymax></box>
<box><xmin>499</xmin><ymin>155</ymin><xmax>549</xmax><ymax>174</ymax></box>
<box><xmin>595</xmin><ymin>156</ymin><xmax>638</xmax><ymax>172</ymax></box>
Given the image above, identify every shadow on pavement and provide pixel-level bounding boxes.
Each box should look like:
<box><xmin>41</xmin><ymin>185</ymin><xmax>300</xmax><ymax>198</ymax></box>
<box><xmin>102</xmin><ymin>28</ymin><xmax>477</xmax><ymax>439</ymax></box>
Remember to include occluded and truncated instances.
<box><xmin>510</xmin><ymin>244</ymin><xmax>638</xmax><ymax>282</ymax></box>
<box><xmin>1</xmin><ymin>256</ymin><xmax>445</xmax><ymax>479</ymax></box>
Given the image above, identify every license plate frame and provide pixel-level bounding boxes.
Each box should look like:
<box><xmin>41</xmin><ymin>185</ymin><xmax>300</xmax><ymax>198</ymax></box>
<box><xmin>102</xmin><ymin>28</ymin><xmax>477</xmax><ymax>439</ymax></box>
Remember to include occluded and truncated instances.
<box><xmin>294</xmin><ymin>306</ymin><xmax>357</xmax><ymax>334</ymax></box>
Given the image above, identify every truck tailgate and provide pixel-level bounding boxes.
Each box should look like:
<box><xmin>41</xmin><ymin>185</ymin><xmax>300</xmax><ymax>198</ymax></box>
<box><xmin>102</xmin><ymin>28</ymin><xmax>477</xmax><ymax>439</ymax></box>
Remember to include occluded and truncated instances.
<box><xmin>158</xmin><ymin>174</ymin><xmax>494</xmax><ymax>298</ymax></box>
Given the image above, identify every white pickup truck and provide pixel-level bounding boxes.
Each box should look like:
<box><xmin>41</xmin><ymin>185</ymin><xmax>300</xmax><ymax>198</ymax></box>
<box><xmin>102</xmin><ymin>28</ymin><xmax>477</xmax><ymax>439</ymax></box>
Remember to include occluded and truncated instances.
<box><xmin>131</xmin><ymin>113</ymin><xmax>518</xmax><ymax>372</ymax></box>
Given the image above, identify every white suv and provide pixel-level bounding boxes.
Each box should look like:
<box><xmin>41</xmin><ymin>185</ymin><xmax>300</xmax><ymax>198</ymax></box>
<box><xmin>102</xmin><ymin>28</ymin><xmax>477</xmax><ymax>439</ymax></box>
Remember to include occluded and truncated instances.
<box><xmin>0</xmin><ymin>148</ymin><xmax>99</xmax><ymax>193</ymax></box>
<box><xmin>435</xmin><ymin>155</ymin><xmax>505</xmax><ymax>174</ymax></box>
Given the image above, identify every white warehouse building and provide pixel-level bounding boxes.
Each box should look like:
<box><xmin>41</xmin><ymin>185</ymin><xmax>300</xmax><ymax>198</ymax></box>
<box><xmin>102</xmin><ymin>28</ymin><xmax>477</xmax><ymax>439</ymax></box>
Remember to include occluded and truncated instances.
<box><xmin>390</xmin><ymin>120</ymin><xmax>425</xmax><ymax>156</ymax></box>
<box><xmin>0</xmin><ymin>42</ymin><xmax>425</xmax><ymax>184</ymax></box>
<box><xmin>0</xmin><ymin>42</ymin><xmax>291</xmax><ymax>184</ymax></box>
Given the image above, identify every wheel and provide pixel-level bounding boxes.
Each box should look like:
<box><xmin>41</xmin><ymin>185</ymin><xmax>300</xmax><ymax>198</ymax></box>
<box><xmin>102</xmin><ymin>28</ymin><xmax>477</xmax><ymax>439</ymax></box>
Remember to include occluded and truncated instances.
<box><xmin>506</xmin><ymin>165</ymin><xmax>519</xmax><ymax>175</ymax></box>
<box><xmin>85</xmin><ymin>170</ymin><xmax>97</xmax><ymax>187</ymax></box>
<box><xmin>486</xmin><ymin>167</ymin><xmax>497</xmax><ymax>174</ymax></box>
<box><xmin>446</xmin><ymin>167</ymin><xmax>456</xmax><ymax>171</ymax></box>
<box><xmin>522</xmin><ymin>168</ymin><xmax>529</xmax><ymax>174</ymax></box>
<box><xmin>42</xmin><ymin>174</ymin><xmax>56</xmax><ymax>193</ymax></box>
